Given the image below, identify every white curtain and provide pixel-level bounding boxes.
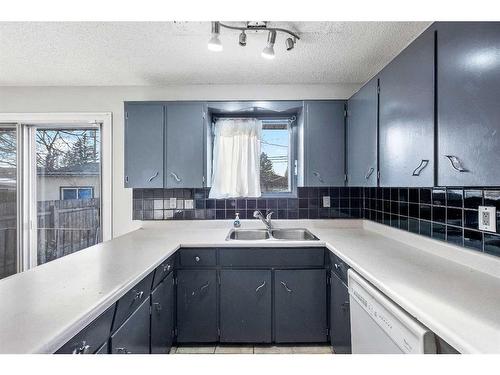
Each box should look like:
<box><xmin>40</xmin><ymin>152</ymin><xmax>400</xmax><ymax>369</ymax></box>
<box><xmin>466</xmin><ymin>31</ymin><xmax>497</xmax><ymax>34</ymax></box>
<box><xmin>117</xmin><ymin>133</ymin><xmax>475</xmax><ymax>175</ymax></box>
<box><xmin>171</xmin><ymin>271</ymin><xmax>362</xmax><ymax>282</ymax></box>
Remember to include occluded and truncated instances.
<box><xmin>209</xmin><ymin>118</ymin><xmax>262</xmax><ymax>199</ymax></box>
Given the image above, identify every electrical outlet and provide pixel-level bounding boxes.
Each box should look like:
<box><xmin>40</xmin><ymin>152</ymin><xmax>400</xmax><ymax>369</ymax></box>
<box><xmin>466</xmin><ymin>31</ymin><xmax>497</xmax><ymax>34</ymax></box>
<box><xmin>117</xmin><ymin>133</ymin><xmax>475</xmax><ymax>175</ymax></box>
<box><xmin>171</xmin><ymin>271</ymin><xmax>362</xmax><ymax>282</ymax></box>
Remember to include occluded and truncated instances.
<box><xmin>323</xmin><ymin>196</ymin><xmax>331</xmax><ymax>208</ymax></box>
<box><xmin>478</xmin><ymin>206</ymin><xmax>496</xmax><ymax>232</ymax></box>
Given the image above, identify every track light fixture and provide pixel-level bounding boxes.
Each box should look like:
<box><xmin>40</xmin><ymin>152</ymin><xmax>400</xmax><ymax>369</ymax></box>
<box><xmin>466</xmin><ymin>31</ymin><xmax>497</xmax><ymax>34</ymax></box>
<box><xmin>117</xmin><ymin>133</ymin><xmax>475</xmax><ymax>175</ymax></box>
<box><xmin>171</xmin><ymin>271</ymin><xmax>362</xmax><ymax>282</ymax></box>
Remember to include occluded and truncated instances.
<box><xmin>207</xmin><ymin>22</ymin><xmax>300</xmax><ymax>59</ymax></box>
<box><xmin>261</xmin><ymin>30</ymin><xmax>277</xmax><ymax>59</ymax></box>
<box><xmin>207</xmin><ymin>21</ymin><xmax>223</xmax><ymax>52</ymax></box>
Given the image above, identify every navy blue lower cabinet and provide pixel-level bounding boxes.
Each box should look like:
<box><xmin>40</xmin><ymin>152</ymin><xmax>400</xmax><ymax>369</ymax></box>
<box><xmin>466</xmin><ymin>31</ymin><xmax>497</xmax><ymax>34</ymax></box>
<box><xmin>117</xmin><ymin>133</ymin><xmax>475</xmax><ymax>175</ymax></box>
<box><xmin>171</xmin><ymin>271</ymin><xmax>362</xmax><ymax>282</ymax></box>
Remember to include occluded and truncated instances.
<box><xmin>110</xmin><ymin>296</ymin><xmax>151</xmax><ymax>354</ymax></box>
<box><xmin>330</xmin><ymin>272</ymin><xmax>351</xmax><ymax>354</ymax></box>
<box><xmin>220</xmin><ymin>269</ymin><xmax>272</xmax><ymax>343</ymax></box>
<box><xmin>176</xmin><ymin>269</ymin><xmax>218</xmax><ymax>343</ymax></box>
<box><xmin>95</xmin><ymin>341</ymin><xmax>108</xmax><ymax>354</ymax></box>
<box><xmin>151</xmin><ymin>272</ymin><xmax>175</xmax><ymax>354</ymax></box>
<box><xmin>274</xmin><ymin>269</ymin><xmax>328</xmax><ymax>343</ymax></box>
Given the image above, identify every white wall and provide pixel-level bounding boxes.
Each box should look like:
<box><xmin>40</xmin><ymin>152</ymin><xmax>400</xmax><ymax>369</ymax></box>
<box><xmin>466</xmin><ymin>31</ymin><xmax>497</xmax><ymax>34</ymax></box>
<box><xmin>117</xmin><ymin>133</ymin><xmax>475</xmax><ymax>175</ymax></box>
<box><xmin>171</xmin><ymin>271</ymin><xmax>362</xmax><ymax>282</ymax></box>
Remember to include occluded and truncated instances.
<box><xmin>0</xmin><ymin>84</ymin><xmax>359</xmax><ymax>237</ymax></box>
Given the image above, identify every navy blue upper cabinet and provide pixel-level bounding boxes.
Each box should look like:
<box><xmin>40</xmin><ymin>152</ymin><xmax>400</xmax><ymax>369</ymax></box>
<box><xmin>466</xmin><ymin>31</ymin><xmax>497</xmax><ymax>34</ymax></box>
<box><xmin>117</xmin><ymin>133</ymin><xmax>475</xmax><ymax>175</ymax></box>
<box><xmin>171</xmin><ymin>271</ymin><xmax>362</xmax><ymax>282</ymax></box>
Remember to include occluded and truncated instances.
<box><xmin>124</xmin><ymin>103</ymin><xmax>164</xmax><ymax>188</ymax></box>
<box><xmin>165</xmin><ymin>103</ymin><xmax>205</xmax><ymax>188</ymax></box>
<box><xmin>379</xmin><ymin>27</ymin><xmax>435</xmax><ymax>187</ymax></box>
<box><xmin>436</xmin><ymin>22</ymin><xmax>500</xmax><ymax>186</ymax></box>
<box><xmin>304</xmin><ymin>101</ymin><xmax>346</xmax><ymax>186</ymax></box>
<box><xmin>347</xmin><ymin>78</ymin><xmax>378</xmax><ymax>187</ymax></box>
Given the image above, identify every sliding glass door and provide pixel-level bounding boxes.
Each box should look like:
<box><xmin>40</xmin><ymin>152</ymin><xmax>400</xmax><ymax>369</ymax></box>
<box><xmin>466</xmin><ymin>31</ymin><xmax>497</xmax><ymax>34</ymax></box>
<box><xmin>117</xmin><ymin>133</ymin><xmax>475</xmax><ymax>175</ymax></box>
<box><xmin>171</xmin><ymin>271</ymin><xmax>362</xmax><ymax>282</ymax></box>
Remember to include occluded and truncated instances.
<box><xmin>35</xmin><ymin>126</ymin><xmax>101</xmax><ymax>265</ymax></box>
<box><xmin>0</xmin><ymin>122</ymin><xmax>102</xmax><ymax>280</ymax></box>
<box><xmin>0</xmin><ymin>126</ymin><xmax>18</xmax><ymax>279</ymax></box>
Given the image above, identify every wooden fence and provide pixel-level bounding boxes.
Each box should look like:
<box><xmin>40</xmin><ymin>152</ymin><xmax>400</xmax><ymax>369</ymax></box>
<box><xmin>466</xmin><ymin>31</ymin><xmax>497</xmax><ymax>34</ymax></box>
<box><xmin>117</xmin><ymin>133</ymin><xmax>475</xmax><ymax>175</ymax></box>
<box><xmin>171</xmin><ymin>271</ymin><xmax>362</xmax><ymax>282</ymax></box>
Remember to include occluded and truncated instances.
<box><xmin>0</xmin><ymin>197</ymin><xmax>100</xmax><ymax>278</ymax></box>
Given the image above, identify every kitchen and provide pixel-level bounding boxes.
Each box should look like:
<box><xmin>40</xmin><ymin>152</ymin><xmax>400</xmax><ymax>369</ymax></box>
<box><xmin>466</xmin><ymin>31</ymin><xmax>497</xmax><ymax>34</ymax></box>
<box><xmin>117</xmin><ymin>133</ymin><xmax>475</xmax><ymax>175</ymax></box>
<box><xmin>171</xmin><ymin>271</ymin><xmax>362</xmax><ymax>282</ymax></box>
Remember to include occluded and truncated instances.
<box><xmin>0</xmin><ymin>2</ymin><xmax>499</xmax><ymax>374</ymax></box>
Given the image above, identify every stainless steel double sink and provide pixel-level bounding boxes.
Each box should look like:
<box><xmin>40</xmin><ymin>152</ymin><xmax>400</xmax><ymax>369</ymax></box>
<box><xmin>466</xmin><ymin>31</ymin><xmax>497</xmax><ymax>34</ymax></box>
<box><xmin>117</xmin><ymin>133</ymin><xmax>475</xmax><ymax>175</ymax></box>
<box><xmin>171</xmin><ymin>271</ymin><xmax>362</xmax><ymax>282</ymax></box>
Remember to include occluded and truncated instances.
<box><xmin>226</xmin><ymin>228</ymin><xmax>319</xmax><ymax>241</ymax></box>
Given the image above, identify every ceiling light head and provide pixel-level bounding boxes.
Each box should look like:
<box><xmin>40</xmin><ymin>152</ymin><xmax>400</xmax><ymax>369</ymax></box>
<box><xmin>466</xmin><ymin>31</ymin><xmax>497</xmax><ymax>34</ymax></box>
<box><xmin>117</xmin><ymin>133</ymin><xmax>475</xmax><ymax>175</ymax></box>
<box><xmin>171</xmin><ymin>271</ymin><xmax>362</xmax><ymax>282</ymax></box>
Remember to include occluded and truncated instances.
<box><xmin>261</xmin><ymin>30</ymin><xmax>277</xmax><ymax>60</ymax></box>
<box><xmin>239</xmin><ymin>31</ymin><xmax>247</xmax><ymax>47</ymax></box>
<box><xmin>208</xmin><ymin>21</ymin><xmax>223</xmax><ymax>52</ymax></box>
<box><xmin>285</xmin><ymin>37</ymin><xmax>295</xmax><ymax>51</ymax></box>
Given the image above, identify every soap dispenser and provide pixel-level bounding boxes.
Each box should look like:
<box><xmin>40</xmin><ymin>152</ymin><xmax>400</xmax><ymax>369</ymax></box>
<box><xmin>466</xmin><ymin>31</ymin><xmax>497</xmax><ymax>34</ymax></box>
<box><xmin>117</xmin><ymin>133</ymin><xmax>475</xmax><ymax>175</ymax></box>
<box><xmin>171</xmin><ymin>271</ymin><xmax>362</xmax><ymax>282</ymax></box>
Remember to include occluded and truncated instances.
<box><xmin>233</xmin><ymin>212</ymin><xmax>241</xmax><ymax>228</ymax></box>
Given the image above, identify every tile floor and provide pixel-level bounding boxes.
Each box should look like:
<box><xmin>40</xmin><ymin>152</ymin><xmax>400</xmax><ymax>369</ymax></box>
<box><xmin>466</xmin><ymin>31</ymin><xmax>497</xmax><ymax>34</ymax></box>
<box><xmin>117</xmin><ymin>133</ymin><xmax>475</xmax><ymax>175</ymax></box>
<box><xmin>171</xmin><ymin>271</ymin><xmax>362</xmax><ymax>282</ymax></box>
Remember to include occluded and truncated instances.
<box><xmin>171</xmin><ymin>344</ymin><xmax>333</xmax><ymax>354</ymax></box>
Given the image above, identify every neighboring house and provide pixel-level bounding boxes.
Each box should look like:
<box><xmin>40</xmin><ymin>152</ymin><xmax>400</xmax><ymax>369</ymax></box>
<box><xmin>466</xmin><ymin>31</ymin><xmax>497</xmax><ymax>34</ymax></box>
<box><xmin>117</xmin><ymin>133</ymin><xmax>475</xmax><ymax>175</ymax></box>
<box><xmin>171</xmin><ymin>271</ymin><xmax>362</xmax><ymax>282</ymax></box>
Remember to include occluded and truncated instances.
<box><xmin>36</xmin><ymin>162</ymin><xmax>100</xmax><ymax>201</ymax></box>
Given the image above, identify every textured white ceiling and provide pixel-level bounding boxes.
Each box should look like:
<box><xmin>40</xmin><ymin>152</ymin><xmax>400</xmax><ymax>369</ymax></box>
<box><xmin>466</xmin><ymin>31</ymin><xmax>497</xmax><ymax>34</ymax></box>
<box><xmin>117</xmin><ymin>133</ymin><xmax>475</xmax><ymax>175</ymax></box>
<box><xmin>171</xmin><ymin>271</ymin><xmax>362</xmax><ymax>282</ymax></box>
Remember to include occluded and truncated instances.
<box><xmin>0</xmin><ymin>21</ymin><xmax>430</xmax><ymax>86</ymax></box>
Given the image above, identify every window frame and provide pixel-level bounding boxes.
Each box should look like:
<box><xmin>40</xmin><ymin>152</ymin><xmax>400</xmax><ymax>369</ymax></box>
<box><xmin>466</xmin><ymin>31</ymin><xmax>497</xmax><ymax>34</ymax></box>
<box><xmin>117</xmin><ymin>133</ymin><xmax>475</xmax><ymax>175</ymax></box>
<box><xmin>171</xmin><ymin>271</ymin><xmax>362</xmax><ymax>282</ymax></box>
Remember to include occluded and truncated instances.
<box><xmin>60</xmin><ymin>186</ymin><xmax>95</xmax><ymax>200</ymax></box>
<box><xmin>209</xmin><ymin>113</ymin><xmax>298</xmax><ymax>198</ymax></box>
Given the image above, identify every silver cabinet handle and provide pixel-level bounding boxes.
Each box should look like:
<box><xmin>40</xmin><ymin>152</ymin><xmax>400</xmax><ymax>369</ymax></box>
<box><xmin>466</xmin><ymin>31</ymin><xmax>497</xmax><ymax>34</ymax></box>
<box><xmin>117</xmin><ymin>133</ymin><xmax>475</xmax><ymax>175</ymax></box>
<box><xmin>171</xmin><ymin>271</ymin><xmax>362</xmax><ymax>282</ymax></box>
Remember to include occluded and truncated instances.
<box><xmin>365</xmin><ymin>167</ymin><xmax>375</xmax><ymax>180</ymax></box>
<box><xmin>199</xmin><ymin>281</ymin><xmax>210</xmax><ymax>292</ymax></box>
<box><xmin>412</xmin><ymin>159</ymin><xmax>429</xmax><ymax>176</ymax></box>
<box><xmin>194</xmin><ymin>256</ymin><xmax>200</xmax><ymax>262</ymax></box>
<box><xmin>115</xmin><ymin>347</ymin><xmax>131</xmax><ymax>354</ymax></box>
<box><xmin>280</xmin><ymin>281</ymin><xmax>292</xmax><ymax>293</ymax></box>
<box><xmin>170</xmin><ymin>172</ymin><xmax>182</xmax><ymax>182</ymax></box>
<box><xmin>133</xmin><ymin>290</ymin><xmax>144</xmax><ymax>300</ymax></box>
<box><xmin>445</xmin><ymin>155</ymin><xmax>468</xmax><ymax>172</ymax></box>
<box><xmin>153</xmin><ymin>302</ymin><xmax>162</xmax><ymax>312</ymax></box>
<box><xmin>255</xmin><ymin>281</ymin><xmax>266</xmax><ymax>292</ymax></box>
<box><xmin>163</xmin><ymin>264</ymin><xmax>171</xmax><ymax>272</ymax></box>
<box><xmin>148</xmin><ymin>171</ymin><xmax>159</xmax><ymax>182</ymax></box>
<box><xmin>312</xmin><ymin>171</ymin><xmax>324</xmax><ymax>183</ymax></box>
<box><xmin>72</xmin><ymin>341</ymin><xmax>91</xmax><ymax>354</ymax></box>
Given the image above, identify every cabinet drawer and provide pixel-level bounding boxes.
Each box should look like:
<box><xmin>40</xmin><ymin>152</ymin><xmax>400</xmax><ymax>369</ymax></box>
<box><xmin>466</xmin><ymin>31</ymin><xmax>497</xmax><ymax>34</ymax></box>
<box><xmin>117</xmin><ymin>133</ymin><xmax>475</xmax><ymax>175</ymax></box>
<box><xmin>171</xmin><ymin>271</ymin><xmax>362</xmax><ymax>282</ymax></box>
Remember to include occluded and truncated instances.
<box><xmin>219</xmin><ymin>248</ymin><xmax>325</xmax><ymax>267</ymax></box>
<box><xmin>179</xmin><ymin>248</ymin><xmax>216</xmax><ymax>267</ymax></box>
<box><xmin>56</xmin><ymin>304</ymin><xmax>115</xmax><ymax>354</ymax></box>
<box><xmin>153</xmin><ymin>254</ymin><xmax>175</xmax><ymax>288</ymax></box>
<box><xmin>113</xmin><ymin>272</ymin><xmax>154</xmax><ymax>331</ymax></box>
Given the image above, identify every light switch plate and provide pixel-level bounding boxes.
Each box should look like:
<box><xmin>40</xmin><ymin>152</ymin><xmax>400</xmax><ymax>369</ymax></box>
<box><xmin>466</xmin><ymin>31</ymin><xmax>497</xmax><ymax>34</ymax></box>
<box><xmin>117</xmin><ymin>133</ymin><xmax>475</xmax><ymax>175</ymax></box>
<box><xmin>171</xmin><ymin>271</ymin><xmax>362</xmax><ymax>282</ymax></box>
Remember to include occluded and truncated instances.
<box><xmin>323</xmin><ymin>196</ymin><xmax>331</xmax><ymax>208</ymax></box>
<box><xmin>478</xmin><ymin>206</ymin><xmax>496</xmax><ymax>232</ymax></box>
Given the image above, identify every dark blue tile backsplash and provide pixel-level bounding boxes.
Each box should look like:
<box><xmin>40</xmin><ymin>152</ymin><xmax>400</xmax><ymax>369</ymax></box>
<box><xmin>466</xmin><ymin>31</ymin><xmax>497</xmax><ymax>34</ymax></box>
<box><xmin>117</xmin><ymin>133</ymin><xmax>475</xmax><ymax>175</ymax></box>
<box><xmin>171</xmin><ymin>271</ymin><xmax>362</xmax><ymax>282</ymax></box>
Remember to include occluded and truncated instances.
<box><xmin>362</xmin><ymin>187</ymin><xmax>500</xmax><ymax>258</ymax></box>
<box><xmin>132</xmin><ymin>186</ymin><xmax>500</xmax><ymax>258</ymax></box>
<box><xmin>132</xmin><ymin>187</ymin><xmax>363</xmax><ymax>222</ymax></box>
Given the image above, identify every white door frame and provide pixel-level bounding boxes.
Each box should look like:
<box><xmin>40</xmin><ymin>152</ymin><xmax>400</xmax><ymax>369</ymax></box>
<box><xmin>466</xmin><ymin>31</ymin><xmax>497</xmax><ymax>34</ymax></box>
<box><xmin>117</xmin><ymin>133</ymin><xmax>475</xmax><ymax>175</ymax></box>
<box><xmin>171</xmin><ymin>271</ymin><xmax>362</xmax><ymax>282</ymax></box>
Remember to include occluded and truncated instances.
<box><xmin>0</xmin><ymin>112</ymin><xmax>113</xmax><ymax>271</ymax></box>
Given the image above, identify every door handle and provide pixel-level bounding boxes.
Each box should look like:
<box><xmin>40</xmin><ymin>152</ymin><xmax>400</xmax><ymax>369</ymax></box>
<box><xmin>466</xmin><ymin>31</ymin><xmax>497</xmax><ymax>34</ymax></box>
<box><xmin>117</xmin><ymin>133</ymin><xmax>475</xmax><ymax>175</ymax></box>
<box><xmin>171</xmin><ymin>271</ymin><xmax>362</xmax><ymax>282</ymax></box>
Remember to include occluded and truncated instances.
<box><xmin>148</xmin><ymin>171</ymin><xmax>159</xmax><ymax>182</ymax></box>
<box><xmin>365</xmin><ymin>167</ymin><xmax>375</xmax><ymax>180</ymax></box>
<box><xmin>312</xmin><ymin>171</ymin><xmax>325</xmax><ymax>183</ymax></box>
<box><xmin>255</xmin><ymin>281</ymin><xmax>266</xmax><ymax>292</ymax></box>
<box><xmin>170</xmin><ymin>172</ymin><xmax>182</xmax><ymax>182</ymax></box>
<box><xmin>280</xmin><ymin>281</ymin><xmax>292</xmax><ymax>293</ymax></box>
<box><xmin>72</xmin><ymin>341</ymin><xmax>91</xmax><ymax>354</ymax></box>
<box><xmin>412</xmin><ymin>159</ymin><xmax>429</xmax><ymax>176</ymax></box>
<box><xmin>445</xmin><ymin>155</ymin><xmax>468</xmax><ymax>172</ymax></box>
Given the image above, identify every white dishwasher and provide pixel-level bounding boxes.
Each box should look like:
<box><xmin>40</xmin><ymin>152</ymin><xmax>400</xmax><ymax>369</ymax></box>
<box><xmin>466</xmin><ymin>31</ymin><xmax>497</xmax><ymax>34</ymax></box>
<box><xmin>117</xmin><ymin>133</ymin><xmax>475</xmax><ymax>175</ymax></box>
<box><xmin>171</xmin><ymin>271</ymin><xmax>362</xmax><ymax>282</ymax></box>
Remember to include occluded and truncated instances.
<box><xmin>348</xmin><ymin>269</ymin><xmax>437</xmax><ymax>354</ymax></box>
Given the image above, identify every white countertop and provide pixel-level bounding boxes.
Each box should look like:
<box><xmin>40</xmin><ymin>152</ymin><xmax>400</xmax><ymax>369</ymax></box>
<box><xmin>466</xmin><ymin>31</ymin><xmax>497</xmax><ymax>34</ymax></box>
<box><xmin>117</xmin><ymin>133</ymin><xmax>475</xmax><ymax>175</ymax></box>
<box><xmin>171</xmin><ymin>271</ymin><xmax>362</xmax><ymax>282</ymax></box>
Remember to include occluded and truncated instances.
<box><xmin>0</xmin><ymin>219</ymin><xmax>499</xmax><ymax>354</ymax></box>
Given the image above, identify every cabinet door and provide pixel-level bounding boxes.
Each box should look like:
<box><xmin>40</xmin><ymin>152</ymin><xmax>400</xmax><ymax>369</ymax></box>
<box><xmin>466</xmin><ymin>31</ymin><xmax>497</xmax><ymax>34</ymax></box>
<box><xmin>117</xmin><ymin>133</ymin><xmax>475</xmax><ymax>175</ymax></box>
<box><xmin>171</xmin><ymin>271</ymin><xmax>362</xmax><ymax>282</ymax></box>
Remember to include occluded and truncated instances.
<box><xmin>124</xmin><ymin>103</ymin><xmax>164</xmax><ymax>188</ymax></box>
<box><xmin>274</xmin><ymin>269</ymin><xmax>327</xmax><ymax>343</ymax></box>
<box><xmin>165</xmin><ymin>102</ymin><xmax>205</xmax><ymax>188</ymax></box>
<box><xmin>437</xmin><ymin>22</ymin><xmax>500</xmax><ymax>186</ymax></box>
<box><xmin>304</xmin><ymin>101</ymin><xmax>346</xmax><ymax>186</ymax></box>
<box><xmin>176</xmin><ymin>269</ymin><xmax>218</xmax><ymax>343</ymax></box>
<box><xmin>347</xmin><ymin>78</ymin><xmax>378</xmax><ymax>187</ymax></box>
<box><xmin>379</xmin><ymin>27</ymin><xmax>435</xmax><ymax>187</ymax></box>
<box><xmin>110</xmin><ymin>297</ymin><xmax>150</xmax><ymax>354</ymax></box>
<box><xmin>220</xmin><ymin>270</ymin><xmax>272</xmax><ymax>343</ymax></box>
<box><xmin>151</xmin><ymin>273</ymin><xmax>174</xmax><ymax>354</ymax></box>
<box><xmin>330</xmin><ymin>272</ymin><xmax>351</xmax><ymax>354</ymax></box>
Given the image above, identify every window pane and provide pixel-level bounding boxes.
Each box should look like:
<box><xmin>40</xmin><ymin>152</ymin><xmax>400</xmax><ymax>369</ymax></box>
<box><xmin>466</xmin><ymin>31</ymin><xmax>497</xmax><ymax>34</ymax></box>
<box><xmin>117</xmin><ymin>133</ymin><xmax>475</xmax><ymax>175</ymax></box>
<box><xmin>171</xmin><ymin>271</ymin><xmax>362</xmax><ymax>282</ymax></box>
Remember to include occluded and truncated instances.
<box><xmin>260</xmin><ymin>121</ymin><xmax>290</xmax><ymax>193</ymax></box>
<box><xmin>62</xmin><ymin>188</ymin><xmax>77</xmax><ymax>200</ymax></box>
<box><xmin>77</xmin><ymin>188</ymin><xmax>93</xmax><ymax>199</ymax></box>
<box><xmin>0</xmin><ymin>128</ymin><xmax>17</xmax><ymax>279</ymax></box>
<box><xmin>36</xmin><ymin>128</ymin><xmax>101</xmax><ymax>265</ymax></box>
